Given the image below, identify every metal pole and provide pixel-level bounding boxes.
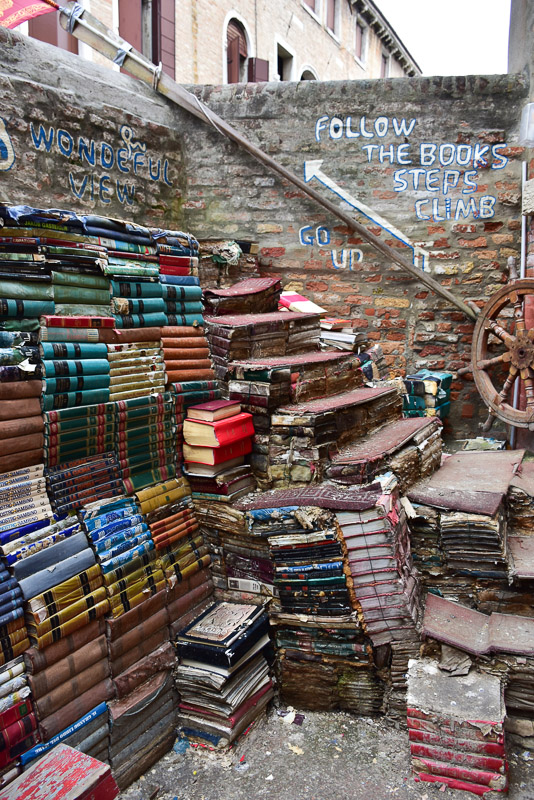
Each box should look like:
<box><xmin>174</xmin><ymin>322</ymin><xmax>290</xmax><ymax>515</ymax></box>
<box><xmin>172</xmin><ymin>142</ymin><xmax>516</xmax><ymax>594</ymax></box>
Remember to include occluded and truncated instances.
<box><xmin>59</xmin><ymin>2</ymin><xmax>478</xmax><ymax>321</ymax></box>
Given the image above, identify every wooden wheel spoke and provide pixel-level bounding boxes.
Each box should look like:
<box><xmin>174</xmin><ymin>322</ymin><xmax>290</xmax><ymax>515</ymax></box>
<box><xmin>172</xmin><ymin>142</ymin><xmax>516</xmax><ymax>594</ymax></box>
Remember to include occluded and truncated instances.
<box><xmin>524</xmin><ymin>369</ymin><xmax>534</xmax><ymax>408</ymax></box>
<box><xmin>476</xmin><ymin>354</ymin><xmax>506</xmax><ymax>370</ymax></box>
<box><xmin>498</xmin><ymin>365</ymin><xmax>518</xmax><ymax>403</ymax></box>
<box><xmin>486</xmin><ymin>319</ymin><xmax>515</xmax><ymax>347</ymax></box>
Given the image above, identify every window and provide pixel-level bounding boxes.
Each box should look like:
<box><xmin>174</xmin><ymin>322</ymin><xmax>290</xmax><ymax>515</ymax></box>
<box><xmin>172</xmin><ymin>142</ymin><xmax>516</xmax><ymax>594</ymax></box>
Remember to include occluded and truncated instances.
<box><xmin>303</xmin><ymin>0</ymin><xmax>317</xmax><ymax>10</ymax></box>
<box><xmin>301</xmin><ymin>69</ymin><xmax>317</xmax><ymax>80</ymax></box>
<box><xmin>227</xmin><ymin>19</ymin><xmax>248</xmax><ymax>83</ymax></box>
<box><xmin>326</xmin><ymin>0</ymin><xmax>337</xmax><ymax>34</ymax></box>
<box><xmin>355</xmin><ymin>20</ymin><xmax>365</xmax><ymax>62</ymax></box>
<box><xmin>381</xmin><ymin>52</ymin><xmax>389</xmax><ymax>78</ymax></box>
<box><xmin>277</xmin><ymin>43</ymin><xmax>294</xmax><ymax>81</ymax></box>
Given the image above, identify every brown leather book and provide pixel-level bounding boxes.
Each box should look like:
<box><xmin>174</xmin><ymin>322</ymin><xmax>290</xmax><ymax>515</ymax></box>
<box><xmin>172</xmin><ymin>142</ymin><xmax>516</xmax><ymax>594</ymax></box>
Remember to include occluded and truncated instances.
<box><xmin>113</xmin><ymin>642</ymin><xmax>175</xmax><ymax>699</ymax></box>
<box><xmin>0</xmin><ymin>398</ymin><xmax>41</xmax><ymax>421</ymax></box>
<box><xmin>166</xmin><ymin>369</ymin><xmax>215</xmax><ymax>382</ymax></box>
<box><xmin>27</xmin><ymin>635</ymin><xmax>108</xmax><ymax>698</ymax></box>
<box><xmin>110</xmin><ymin>628</ymin><xmax>169</xmax><ymax>677</ymax></box>
<box><xmin>105</xmin><ymin>589</ymin><xmax>167</xmax><ymax>642</ymax></box>
<box><xmin>161</xmin><ymin>326</ymin><xmax>205</xmax><ymax>337</ymax></box>
<box><xmin>0</xmin><ymin>449</ymin><xmax>43</xmax><ymax>473</ymax></box>
<box><xmin>161</xmin><ymin>337</ymin><xmax>208</xmax><ymax>348</ymax></box>
<box><xmin>168</xmin><ymin>581</ymin><xmax>214</xmax><ymax>630</ymax></box>
<box><xmin>163</xmin><ymin>348</ymin><xmax>210</xmax><ymax>360</ymax></box>
<box><xmin>0</xmin><ymin>432</ymin><xmax>44</xmax><ymax>456</ymax></box>
<box><xmin>35</xmin><ymin>658</ymin><xmax>110</xmax><ymax>718</ymax></box>
<box><xmin>0</xmin><ymin>381</ymin><xmax>42</xmax><ymax>400</ymax></box>
<box><xmin>108</xmin><ymin>608</ymin><xmax>168</xmax><ymax>660</ymax></box>
<box><xmin>164</xmin><ymin>359</ymin><xmax>212</xmax><ymax>370</ymax></box>
<box><xmin>0</xmin><ymin>416</ymin><xmax>43</xmax><ymax>440</ymax></box>
<box><xmin>38</xmin><ymin>677</ymin><xmax>114</xmax><ymax>740</ymax></box>
<box><xmin>24</xmin><ymin>618</ymin><xmax>106</xmax><ymax>674</ymax></box>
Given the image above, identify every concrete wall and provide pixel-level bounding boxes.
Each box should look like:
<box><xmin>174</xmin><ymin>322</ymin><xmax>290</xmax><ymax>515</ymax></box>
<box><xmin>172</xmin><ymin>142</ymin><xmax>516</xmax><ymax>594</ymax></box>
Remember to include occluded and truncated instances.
<box><xmin>0</xmin><ymin>27</ymin><xmax>528</xmax><ymax>435</ymax></box>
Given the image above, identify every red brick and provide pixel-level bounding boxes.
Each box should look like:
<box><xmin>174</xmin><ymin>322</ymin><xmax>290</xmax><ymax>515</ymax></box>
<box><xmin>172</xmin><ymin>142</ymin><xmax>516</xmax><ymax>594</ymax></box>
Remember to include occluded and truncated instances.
<box><xmin>415</xmin><ymin>291</ymin><xmax>429</xmax><ymax>300</ymax></box>
<box><xmin>418</xmin><ymin>312</ymin><xmax>435</xmax><ymax>321</ymax></box>
<box><xmin>386</xmin><ymin>332</ymin><xmax>405</xmax><ymax>341</ymax></box>
<box><xmin>484</xmin><ymin>221</ymin><xmax>503</xmax><ymax>232</ymax></box>
<box><xmin>364</xmin><ymin>308</ymin><xmax>375</xmax><ymax>316</ymax></box>
<box><xmin>306</xmin><ymin>281</ymin><xmax>328</xmax><ymax>292</ymax></box>
<box><xmin>436</xmin><ymin>323</ymin><xmax>452</xmax><ymax>332</ymax></box>
<box><xmin>452</xmin><ymin>224</ymin><xmax>476</xmax><ymax>234</ymax></box>
<box><xmin>261</xmin><ymin>247</ymin><xmax>285</xmax><ymax>257</ymax></box>
<box><xmin>457</xmin><ymin>237</ymin><xmax>487</xmax><ymax>248</ymax></box>
<box><xmin>419</xmin><ymin>345</ymin><xmax>444</xmax><ymax>356</ymax></box>
<box><xmin>427</xmin><ymin>225</ymin><xmax>446</xmax><ymax>235</ymax></box>
<box><xmin>461</xmin><ymin>403</ymin><xmax>475</xmax><ymax>418</ymax></box>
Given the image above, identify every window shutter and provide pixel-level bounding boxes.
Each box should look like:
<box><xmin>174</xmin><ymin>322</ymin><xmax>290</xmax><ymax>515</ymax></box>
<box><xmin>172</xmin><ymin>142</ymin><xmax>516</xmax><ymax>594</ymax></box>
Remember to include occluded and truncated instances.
<box><xmin>248</xmin><ymin>58</ymin><xmax>269</xmax><ymax>82</ymax></box>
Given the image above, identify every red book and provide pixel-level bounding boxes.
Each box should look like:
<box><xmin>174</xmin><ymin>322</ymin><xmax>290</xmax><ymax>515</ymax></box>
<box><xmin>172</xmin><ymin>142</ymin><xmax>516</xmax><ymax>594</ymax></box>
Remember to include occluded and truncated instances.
<box><xmin>159</xmin><ymin>266</ymin><xmax>193</xmax><ymax>276</ymax></box>
<box><xmin>183</xmin><ymin>412</ymin><xmax>254</xmax><ymax>447</ymax></box>
<box><xmin>0</xmin><ymin>713</ymin><xmax>37</xmax><ymax>754</ymax></box>
<box><xmin>0</xmin><ymin>743</ymin><xmax>119</xmax><ymax>800</ymax></box>
<box><xmin>158</xmin><ymin>255</ymin><xmax>198</xmax><ymax>267</ymax></box>
<box><xmin>40</xmin><ymin>316</ymin><xmax>115</xmax><ymax>329</ymax></box>
<box><xmin>0</xmin><ymin>700</ymin><xmax>33</xmax><ymax>732</ymax></box>
<box><xmin>187</xmin><ymin>399</ymin><xmax>241</xmax><ymax>422</ymax></box>
<box><xmin>183</xmin><ymin>436</ymin><xmax>252</xmax><ymax>465</ymax></box>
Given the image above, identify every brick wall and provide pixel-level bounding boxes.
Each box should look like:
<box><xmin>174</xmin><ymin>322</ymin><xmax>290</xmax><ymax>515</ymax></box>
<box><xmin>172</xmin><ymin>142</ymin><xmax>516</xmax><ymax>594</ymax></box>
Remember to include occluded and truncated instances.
<box><xmin>0</xmin><ymin>28</ymin><xmax>528</xmax><ymax>436</ymax></box>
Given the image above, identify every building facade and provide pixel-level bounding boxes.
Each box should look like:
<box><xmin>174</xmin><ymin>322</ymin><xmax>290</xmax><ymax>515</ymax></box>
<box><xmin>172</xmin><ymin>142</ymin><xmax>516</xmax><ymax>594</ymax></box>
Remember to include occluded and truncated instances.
<box><xmin>22</xmin><ymin>0</ymin><xmax>420</xmax><ymax>83</ymax></box>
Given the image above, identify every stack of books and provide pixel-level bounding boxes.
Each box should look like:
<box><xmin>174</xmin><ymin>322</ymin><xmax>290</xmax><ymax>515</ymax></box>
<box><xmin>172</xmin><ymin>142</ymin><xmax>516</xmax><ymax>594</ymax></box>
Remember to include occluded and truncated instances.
<box><xmin>320</xmin><ymin>318</ymin><xmax>368</xmax><ymax>352</ymax></box>
<box><xmin>161</xmin><ymin>325</ymin><xmax>214</xmax><ymax>385</ymax></box>
<box><xmin>326</xmin><ymin>417</ymin><xmax>442</xmax><ymax>493</ymax></box>
<box><xmin>203</xmin><ymin>277</ymin><xmax>281</xmax><ymax>316</ymax></box>
<box><xmin>183</xmin><ymin>400</ymin><xmax>255</xmax><ymax>502</ymax></box>
<box><xmin>407</xmin><ymin>659</ymin><xmax>507</xmax><ymax>795</ymax></box>
<box><xmin>236</xmin><ymin>487</ymin><xmax>384</xmax><ymax>714</ymax></box>
<box><xmin>268</xmin><ymin>386</ymin><xmax>402</xmax><ymax>489</ymax></box>
<box><xmin>115</xmin><ymin>393</ymin><xmax>176</xmax><ymax>492</ymax></box>
<box><xmin>198</xmin><ymin>239</ymin><xmax>260</xmax><ymax>287</ymax></box>
<box><xmin>0</xmin><ymin>368</ymin><xmax>44</xmax><ymax>472</ymax></box>
<box><xmin>205</xmin><ymin>311</ymin><xmax>322</xmax><ymax>381</ymax></box>
<box><xmin>0</xmin><ymin>656</ymin><xmax>37</xmax><ymax>780</ymax></box>
<box><xmin>403</xmin><ymin>370</ymin><xmax>453</xmax><ymax>419</ymax></box>
<box><xmin>175</xmin><ymin>602</ymin><xmax>273</xmax><ymax>748</ymax></box>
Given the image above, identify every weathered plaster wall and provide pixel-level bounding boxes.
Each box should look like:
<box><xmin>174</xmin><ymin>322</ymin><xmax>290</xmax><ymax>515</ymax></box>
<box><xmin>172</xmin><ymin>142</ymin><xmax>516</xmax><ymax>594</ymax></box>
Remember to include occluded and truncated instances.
<box><xmin>0</xmin><ymin>27</ymin><xmax>529</xmax><ymax>436</ymax></box>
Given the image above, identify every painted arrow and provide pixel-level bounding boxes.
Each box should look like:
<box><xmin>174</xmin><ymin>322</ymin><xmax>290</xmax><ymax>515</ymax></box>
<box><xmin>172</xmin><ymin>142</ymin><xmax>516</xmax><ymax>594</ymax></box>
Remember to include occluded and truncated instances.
<box><xmin>303</xmin><ymin>159</ymin><xmax>429</xmax><ymax>270</ymax></box>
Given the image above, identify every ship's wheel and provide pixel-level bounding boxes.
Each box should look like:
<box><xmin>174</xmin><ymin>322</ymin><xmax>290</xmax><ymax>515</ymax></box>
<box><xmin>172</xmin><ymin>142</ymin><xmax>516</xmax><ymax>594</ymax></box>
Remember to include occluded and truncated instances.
<box><xmin>471</xmin><ymin>276</ymin><xmax>534</xmax><ymax>431</ymax></box>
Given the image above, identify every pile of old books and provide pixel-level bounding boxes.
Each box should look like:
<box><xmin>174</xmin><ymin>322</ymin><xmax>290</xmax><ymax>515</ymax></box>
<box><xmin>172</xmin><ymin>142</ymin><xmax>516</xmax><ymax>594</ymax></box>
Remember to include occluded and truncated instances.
<box><xmin>326</xmin><ymin>417</ymin><xmax>442</xmax><ymax>493</ymax></box>
<box><xmin>0</xmin><ymin>655</ymin><xmax>36</xmax><ymax>781</ymax></box>
<box><xmin>268</xmin><ymin>385</ymin><xmax>402</xmax><ymax>488</ymax></box>
<box><xmin>320</xmin><ymin>318</ymin><xmax>368</xmax><ymax>351</ymax></box>
<box><xmin>162</xmin><ymin>325</ymin><xmax>214</xmax><ymax>385</ymax></box>
<box><xmin>183</xmin><ymin>400</ymin><xmax>255</xmax><ymax>500</ymax></box>
<box><xmin>403</xmin><ymin>370</ymin><xmax>452</xmax><ymax>419</ymax></box>
<box><xmin>0</xmin><ymin>356</ymin><xmax>43</xmax><ymax>476</ymax></box>
<box><xmin>203</xmin><ymin>277</ymin><xmax>281</xmax><ymax>316</ymax></box>
<box><xmin>198</xmin><ymin>239</ymin><xmax>260</xmax><ymax>288</ymax></box>
<box><xmin>115</xmin><ymin>393</ymin><xmax>176</xmax><ymax>492</ymax></box>
<box><xmin>205</xmin><ymin>311</ymin><xmax>322</xmax><ymax>381</ymax></box>
<box><xmin>237</xmin><ymin>488</ymin><xmax>384</xmax><ymax>714</ymax></box>
<box><xmin>175</xmin><ymin>601</ymin><xmax>273</xmax><ymax>747</ymax></box>
<box><xmin>407</xmin><ymin>659</ymin><xmax>507</xmax><ymax>794</ymax></box>
<box><xmin>45</xmin><ymin>453</ymin><xmax>123</xmax><ymax>514</ymax></box>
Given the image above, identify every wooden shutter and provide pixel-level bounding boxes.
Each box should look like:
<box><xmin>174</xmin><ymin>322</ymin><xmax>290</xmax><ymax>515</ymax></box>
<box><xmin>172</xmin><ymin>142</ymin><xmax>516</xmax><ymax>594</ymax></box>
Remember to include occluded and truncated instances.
<box><xmin>28</xmin><ymin>13</ymin><xmax>78</xmax><ymax>54</ymax></box>
<box><xmin>248</xmin><ymin>58</ymin><xmax>269</xmax><ymax>82</ymax></box>
<box><xmin>326</xmin><ymin>0</ymin><xmax>336</xmax><ymax>32</ymax></box>
<box><xmin>153</xmin><ymin>0</ymin><xmax>175</xmax><ymax>79</ymax></box>
<box><xmin>227</xmin><ymin>36</ymin><xmax>240</xmax><ymax>84</ymax></box>
<box><xmin>118</xmin><ymin>0</ymin><xmax>142</xmax><ymax>52</ymax></box>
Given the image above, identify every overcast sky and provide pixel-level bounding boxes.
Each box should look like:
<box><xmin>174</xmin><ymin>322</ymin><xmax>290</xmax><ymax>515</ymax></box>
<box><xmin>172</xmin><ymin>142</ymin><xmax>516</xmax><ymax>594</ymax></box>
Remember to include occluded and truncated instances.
<box><xmin>376</xmin><ymin>0</ymin><xmax>512</xmax><ymax>76</ymax></box>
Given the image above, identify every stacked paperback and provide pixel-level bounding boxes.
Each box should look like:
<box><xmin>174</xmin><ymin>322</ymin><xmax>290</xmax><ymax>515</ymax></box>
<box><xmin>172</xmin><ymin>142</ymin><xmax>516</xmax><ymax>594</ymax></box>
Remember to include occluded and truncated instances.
<box><xmin>320</xmin><ymin>318</ymin><xmax>368</xmax><ymax>352</ymax></box>
<box><xmin>403</xmin><ymin>370</ymin><xmax>453</xmax><ymax>419</ymax></box>
<box><xmin>175</xmin><ymin>602</ymin><xmax>273</xmax><ymax>747</ymax></box>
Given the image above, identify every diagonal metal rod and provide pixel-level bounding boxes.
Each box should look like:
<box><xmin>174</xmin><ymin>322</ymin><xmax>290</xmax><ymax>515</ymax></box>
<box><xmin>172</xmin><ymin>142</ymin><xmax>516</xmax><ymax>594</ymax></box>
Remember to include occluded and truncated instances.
<box><xmin>59</xmin><ymin>1</ymin><xmax>477</xmax><ymax>322</ymax></box>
